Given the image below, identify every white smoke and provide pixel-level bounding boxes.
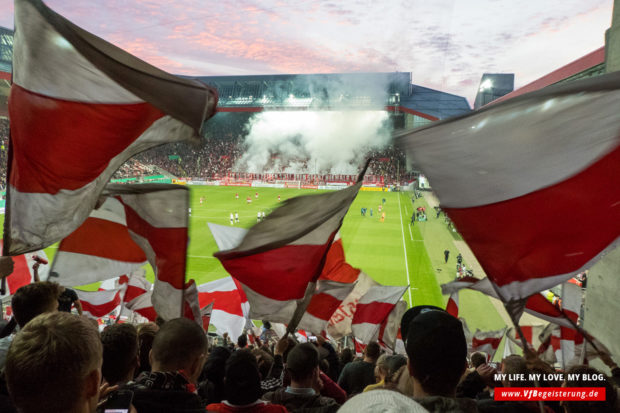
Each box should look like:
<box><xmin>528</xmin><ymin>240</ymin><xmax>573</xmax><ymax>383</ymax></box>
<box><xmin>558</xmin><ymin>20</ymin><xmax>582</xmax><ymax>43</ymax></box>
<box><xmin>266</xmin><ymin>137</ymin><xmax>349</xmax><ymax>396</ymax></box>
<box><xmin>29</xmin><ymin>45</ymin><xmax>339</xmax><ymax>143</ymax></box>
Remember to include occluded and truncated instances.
<box><xmin>236</xmin><ymin>110</ymin><xmax>391</xmax><ymax>174</ymax></box>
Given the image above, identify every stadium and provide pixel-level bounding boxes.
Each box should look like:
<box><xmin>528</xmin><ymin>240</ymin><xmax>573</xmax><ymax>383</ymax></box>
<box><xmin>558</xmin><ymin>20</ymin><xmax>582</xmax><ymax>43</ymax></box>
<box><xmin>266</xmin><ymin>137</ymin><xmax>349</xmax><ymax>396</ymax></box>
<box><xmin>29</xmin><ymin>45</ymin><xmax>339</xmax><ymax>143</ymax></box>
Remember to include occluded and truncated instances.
<box><xmin>1</xmin><ymin>1</ymin><xmax>620</xmax><ymax>411</ymax></box>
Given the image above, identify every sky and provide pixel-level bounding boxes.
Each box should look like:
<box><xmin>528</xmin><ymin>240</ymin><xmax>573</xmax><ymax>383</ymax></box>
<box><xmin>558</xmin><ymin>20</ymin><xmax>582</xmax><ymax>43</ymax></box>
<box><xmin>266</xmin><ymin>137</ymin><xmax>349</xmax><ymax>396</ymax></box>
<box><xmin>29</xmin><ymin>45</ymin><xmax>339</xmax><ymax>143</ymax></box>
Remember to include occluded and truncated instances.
<box><xmin>0</xmin><ymin>0</ymin><xmax>615</xmax><ymax>104</ymax></box>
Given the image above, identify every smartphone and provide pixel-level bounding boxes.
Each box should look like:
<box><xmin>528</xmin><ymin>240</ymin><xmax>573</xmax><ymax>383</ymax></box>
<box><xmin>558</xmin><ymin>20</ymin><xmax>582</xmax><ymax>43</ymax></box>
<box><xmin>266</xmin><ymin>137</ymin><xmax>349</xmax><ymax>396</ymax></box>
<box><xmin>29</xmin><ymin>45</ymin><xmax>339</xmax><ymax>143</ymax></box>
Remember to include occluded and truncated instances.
<box><xmin>103</xmin><ymin>390</ymin><xmax>134</xmax><ymax>413</ymax></box>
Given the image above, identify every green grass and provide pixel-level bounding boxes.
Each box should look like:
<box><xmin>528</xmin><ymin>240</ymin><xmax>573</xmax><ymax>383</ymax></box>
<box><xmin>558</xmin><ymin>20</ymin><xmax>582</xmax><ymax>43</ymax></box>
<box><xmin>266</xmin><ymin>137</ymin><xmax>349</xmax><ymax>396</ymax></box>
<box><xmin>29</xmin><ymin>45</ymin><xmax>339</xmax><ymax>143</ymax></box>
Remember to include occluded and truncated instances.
<box><xmin>3</xmin><ymin>186</ymin><xmax>507</xmax><ymax>336</ymax></box>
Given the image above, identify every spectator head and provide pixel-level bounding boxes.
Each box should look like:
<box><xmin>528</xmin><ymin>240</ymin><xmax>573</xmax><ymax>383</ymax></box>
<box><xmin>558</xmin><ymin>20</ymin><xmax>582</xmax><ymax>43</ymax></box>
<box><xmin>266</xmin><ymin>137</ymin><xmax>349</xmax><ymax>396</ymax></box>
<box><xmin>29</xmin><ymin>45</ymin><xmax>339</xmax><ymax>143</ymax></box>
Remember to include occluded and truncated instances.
<box><xmin>11</xmin><ymin>281</ymin><xmax>60</xmax><ymax>327</ymax></box>
<box><xmin>471</xmin><ymin>352</ymin><xmax>487</xmax><ymax>368</ymax></box>
<box><xmin>252</xmin><ymin>348</ymin><xmax>274</xmax><ymax>379</ymax></box>
<box><xmin>385</xmin><ymin>355</ymin><xmax>408</xmax><ymax>384</ymax></box>
<box><xmin>286</xmin><ymin>343</ymin><xmax>320</xmax><ymax>385</ymax></box>
<box><xmin>339</xmin><ymin>389</ymin><xmax>427</xmax><ymax>413</ymax></box>
<box><xmin>364</xmin><ymin>341</ymin><xmax>381</xmax><ymax>362</ymax></box>
<box><xmin>501</xmin><ymin>355</ymin><xmax>529</xmax><ymax>387</ymax></box>
<box><xmin>150</xmin><ymin>318</ymin><xmax>208</xmax><ymax>383</ymax></box>
<box><xmin>405</xmin><ymin>308</ymin><xmax>467</xmax><ymax>397</ymax></box>
<box><xmin>224</xmin><ymin>349</ymin><xmax>262</xmax><ymax>405</ymax></box>
<box><xmin>136</xmin><ymin>322</ymin><xmax>158</xmax><ymax>374</ymax></box>
<box><xmin>5</xmin><ymin>312</ymin><xmax>102</xmax><ymax>413</ymax></box>
<box><xmin>237</xmin><ymin>333</ymin><xmax>247</xmax><ymax>348</ymax></box>
<box><xmin>101</xmin><ymin>323</ymin><xmax>139</xmax><ymax>385</ymax></box>
<box><xmin>341</xmin><ymin>347</ymin><xmax>354</xmax><ymax>365</ymax></box>
<box><xmin>400</xmin><ymin>305</ymin><xmax>444</xmax><ymax>341</ymax></box>
<box><xmin>563</xmin><ymin>365</ymin><xmax>617</xmax><ymax>413</ymax></box>
<box><xmin>374</xmin><ymin>354</ymin><xmax>389</xmax><ymax>382</ymax></box>
<box><xmin>262</xmin><ymin>320</ymin><xmax>272</xmax><ymax>329</ymax></box>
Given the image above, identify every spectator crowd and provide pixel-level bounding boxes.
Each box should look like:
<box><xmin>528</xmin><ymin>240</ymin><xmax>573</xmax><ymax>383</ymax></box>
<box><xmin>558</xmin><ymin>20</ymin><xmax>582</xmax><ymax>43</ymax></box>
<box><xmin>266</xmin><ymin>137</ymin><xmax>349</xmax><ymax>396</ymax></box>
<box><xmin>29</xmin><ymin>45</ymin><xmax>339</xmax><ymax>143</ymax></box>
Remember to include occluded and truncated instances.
<box><xmin>0</xmin><ymin>280</ymin><xmax>617</xmax><ymax>413</ymax></box>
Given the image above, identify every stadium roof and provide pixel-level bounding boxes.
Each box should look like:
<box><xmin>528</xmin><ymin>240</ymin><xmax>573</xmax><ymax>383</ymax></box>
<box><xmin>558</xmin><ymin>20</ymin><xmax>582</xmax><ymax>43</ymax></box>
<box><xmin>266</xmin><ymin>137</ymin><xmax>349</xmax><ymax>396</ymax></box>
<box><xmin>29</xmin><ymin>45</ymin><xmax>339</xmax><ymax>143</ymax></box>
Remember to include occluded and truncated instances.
<box><xmin>196</xmin><ymin>72</ymin><xmax>470</xmax><ymax>120</ymax></box>
<box><xmin>488</xmin><ymin>47</ymin><xmax>605</xmax><ymax>106</ymax></box>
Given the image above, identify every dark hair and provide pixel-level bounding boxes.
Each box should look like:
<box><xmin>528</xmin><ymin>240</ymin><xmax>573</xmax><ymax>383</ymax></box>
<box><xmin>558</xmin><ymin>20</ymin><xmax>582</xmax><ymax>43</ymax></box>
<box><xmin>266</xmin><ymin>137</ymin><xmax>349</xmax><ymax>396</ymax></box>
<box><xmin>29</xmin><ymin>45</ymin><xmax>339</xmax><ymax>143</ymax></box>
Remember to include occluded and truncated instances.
<box><xmin>502</xmin><ymin>355</ymin><xmax>530</xmax><ymax>387</ymax></box>
<box><xmin>224</xmin><ymin>349</ymin><xmax>261</xmax><ymax>405</ymax></box>
<box><xmin>252</xmin><ymin>348</ymin><xmax>274</xmax><ymax>379</ymax></box>
<box><xmin>237</xmin><ymin>333</ymin><xmax>247</xmax><ymax>348</ymax></box>
<box><xmin>200</xmin><ymin>346</ymin><xmax>231</xmax><ymax>403</ymax></box>
<box><xmin>406</xmin><ymin>310</ymin><xmax>467</xmax><ymax>397</ymax></box>
<box><xmin>365</xmin><ymin>341</ymin><xmax>381</xmax><ymax>360</ymax></box>
<box><xmin>11</xmin><ymin>282</ymin><xmax>60</xmax><ymax>327</ymax></box>
<box><xmin>564</xmin><ymin>365</ymin><xmax>617</xmax><ymax>413</ymax></box>
<box><xmin>340</xmin><ymin>348</ymin><xmax>353</xmax><ymax>366</ymax></box>
<box><xmin>151</xmin><ymin>318</ymin><xmax>207</xmax><ymax>371</ymax></box>
<box><xmin>470</xmin><ymin>352</ymin><xmax>487</xmax><ymax>368</ymax></box>
<box><xmin>136</xmin><ymin>323</ymin><xmax>158</xmax><ymax>375</ymax></box>
<box><xmin>101</xmin><ymin>324</ymin><xmax>138</xmax><ymax>385</ymax></box>
<box><xmin>286</xmin><ymin>343</ymin><xmax>319</xmax><ymax>382</ymax></box>
<box><xmin>262</xmin><ymin>320</ymin><xmax>271</xmax><ymax>329</ymax></box>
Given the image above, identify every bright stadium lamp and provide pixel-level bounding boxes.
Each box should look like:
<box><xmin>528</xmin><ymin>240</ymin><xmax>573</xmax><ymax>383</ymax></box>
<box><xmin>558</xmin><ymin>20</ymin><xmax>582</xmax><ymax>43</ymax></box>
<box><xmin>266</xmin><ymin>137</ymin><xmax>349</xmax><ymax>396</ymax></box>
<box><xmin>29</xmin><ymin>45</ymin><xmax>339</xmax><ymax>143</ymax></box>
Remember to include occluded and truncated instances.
<box><xmin>479</xmin><ymin>79</ymin><xmax>493</xmax><ymax>92</ymax></box>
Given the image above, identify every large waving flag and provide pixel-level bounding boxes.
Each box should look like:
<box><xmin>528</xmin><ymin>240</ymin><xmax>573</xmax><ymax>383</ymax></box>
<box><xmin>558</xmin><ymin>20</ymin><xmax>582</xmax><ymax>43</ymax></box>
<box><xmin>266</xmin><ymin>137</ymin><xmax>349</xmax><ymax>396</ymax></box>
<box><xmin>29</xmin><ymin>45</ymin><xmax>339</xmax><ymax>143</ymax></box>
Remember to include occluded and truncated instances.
<box><xmin>194</xmin><ymin>276</ymin><xmax>249</xmax><ymax>342</ymax></box>
<box><xmin>0</xmin><ymin>241</ymin><xmax>49</xmax><ymax>297</ymax></box>
<box><xmin>5</xmin><ymin>0</ymin><xmax>217</xmax><ymax>255</ymax></box>
<box><xmin>471</xmin><ymin>328</ymin><xmax>506</xmax><ymax>361</ymax></box>
<box><xmin>211</xmin><ymin>173</ymin><xmax>364</xmax><ymax>324</ymax></box>
<box><xmin>397</xmin><ymin>72</ymin><xmax>620</xmax><ymax>302</ymax></box>
<box><xmin>442</xmin><ymin>277</ymin><xmax>575</xmax><ymax>328</ymax></box>
<box><xmin>352</xmin><ymin>285</ymin><xmax>407</xmax><ymax>344</ymax></box>
<box><xmin>326</xmin><ymin>271</ymin><xmax>378</xmax><ymax>339</ymax></box>
<box><xmin>76</xmin><ymin>286</ymin><xmax>123</xmax><ymax>319</ymax></box>
<box><xmin>297</xmin><ymin>280</ymin><xmax>356</xmax><ymax>335</ymax></box>
<box><xmin>51</xmin><ymin>197</ymin><xmax>148</xmax><ymax>287</ymax></box>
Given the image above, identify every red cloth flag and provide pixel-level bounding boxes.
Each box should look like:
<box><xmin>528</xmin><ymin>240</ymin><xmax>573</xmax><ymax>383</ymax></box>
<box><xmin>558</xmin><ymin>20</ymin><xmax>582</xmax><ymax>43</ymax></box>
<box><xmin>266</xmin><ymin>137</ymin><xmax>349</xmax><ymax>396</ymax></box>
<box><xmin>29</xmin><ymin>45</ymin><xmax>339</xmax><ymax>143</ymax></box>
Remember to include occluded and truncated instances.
<box><xmin>445</xmin><ymin>292</ymin><xmax>459</xmax><ymax>318</ymax></box>
<box><xmin>201</xmin><ymin>301</ymin><xmax>214</xmax><ymax>332</ymax></box>
<box><xmin>119</xmin><ymin>269</ymin><xmax>151</xmax><ymax>304</ymax></box>
<box><xmin>51</xmin><ymin>197</ymin><xmax>148</xmax><ymax>287</ymax></box>
<box><xmin>352</xmin><ymin>285</ymin><xmax>407</xmax><ymax>344</ymax></box>
<box><xmin>76</xmin><ymin>287</ymin><xmax>123</xmax><ymax>318</ymax></box>
<box><xmin>297</xmin><ymin>280</ymin><xmax>356</xmax><ymax>335</ymax></box>
<box><xmin>4</xmin><ymin>0</ymin><xmax>217</xmax><ymax>255</ymax></box>
<box><xmin>211</xmin><ymin>177</ymin><xmax>364</xmax><ymax>323</ymax></box>
<box><xmin>442</xmin><ymin>277</ymin><xmax>575</xmax><ymax>328</ymax></box>
<box><xmin>398</xmin><ymin>73</ymin><xmax>620</xmax><ymax>301</ymax></box>
<box><xmin>194</xmin><ymin>276</ymin><xmax>250</xmax><ymax>342</ymax></box>
<box><xmin>471</xmin><ymin>328</ymin><xmax>506</xmax><ymax>361</ymax></box>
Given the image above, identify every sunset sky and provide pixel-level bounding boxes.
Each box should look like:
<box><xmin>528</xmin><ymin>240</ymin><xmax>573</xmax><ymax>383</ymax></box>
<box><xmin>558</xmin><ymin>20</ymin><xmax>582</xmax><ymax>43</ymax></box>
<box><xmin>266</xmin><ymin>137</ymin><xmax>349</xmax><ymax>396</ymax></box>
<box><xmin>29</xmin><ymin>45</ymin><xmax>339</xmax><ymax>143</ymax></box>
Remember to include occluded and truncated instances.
<box><xmin>0</xmin><ymin>0</ymin><xmax>614</xmax><ymax>104</ymax></box>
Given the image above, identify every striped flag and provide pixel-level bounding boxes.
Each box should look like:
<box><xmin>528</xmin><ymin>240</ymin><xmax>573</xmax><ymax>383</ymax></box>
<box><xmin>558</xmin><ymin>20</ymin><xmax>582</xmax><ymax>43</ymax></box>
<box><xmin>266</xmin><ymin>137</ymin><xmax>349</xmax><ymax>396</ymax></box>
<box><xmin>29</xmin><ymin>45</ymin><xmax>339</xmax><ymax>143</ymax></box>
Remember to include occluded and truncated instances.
<box><xmin>76</xmin><ymin>287</ymin><xmax>123</xmax><ymax>318</ymax></box>
<box><xmin>442</xmin><ymin>277</ymin><xmax>575</xmax><ymax>328</ymax></box>
<box><xmin>326</xmin><ymin>271</ymin><xmax>378</xmax><ymax>339</ymax></box>
<box><xmin>0</xmin><ymin>241</ymin><xmax>49</xmax><ymax>297</ymax></box>
<box><xmin>297</xmin><ymin>280</ymin><xmax>356</xmax><ymax>335</ymax></box>
<box><xmin>108</xmin><ymin>184</ymin><xmax>189</xmax><ymax>321</ymax></box>
<box><xmin>352</xmin><ymin>285</ymin><xmax>407</xmax><ymax>344</ymax></box>
<box><xmin>201</xmin><ymin>301</ymin><xmax>214</xmax><ymax>332</ymax></box>
<box><xmin>4</xmin><ymin>0</ymin><xmax>217</xmax><ymax>255</ymax></box>
<box><xmin>445</xmin><ymin>292</ymin><xmax>459</xmax><ymax>318</ymax></box>
<box><xmin>51</xmin><ymin>197</ymin><xmax>148</xmax><ymax>287</ymax></box>
<box><xmin>378</xmin><ymin>300</ymin><xmax>407</xmax><ymax>351</ymax></box>
<box><xmin>212</xmin><ymin>175</ymin><xmax>364</xmax><ymax>324</ymax></box>
<box><xmin>119</xmin><ymin>269</ymin><xmax>151</xmax><ymax>304</ymax></box>
<box><xmin>397</xmin><ymin>72</ymin><xmax>620</xmax><ymax>302</ymax></box>
<box><xmin>124</xmin><ymin>290</ymin><xmax>157</xmax><ymax>322</ymax></box>
<box><xmin>194</xmin><ymin>276</ymin><xmax>250</xmax><ymax>342</ymax></box>
<box><xmin>471</xmin><ymin>328</ymin><xmax>506</xmax><ymax>361</ymax></box>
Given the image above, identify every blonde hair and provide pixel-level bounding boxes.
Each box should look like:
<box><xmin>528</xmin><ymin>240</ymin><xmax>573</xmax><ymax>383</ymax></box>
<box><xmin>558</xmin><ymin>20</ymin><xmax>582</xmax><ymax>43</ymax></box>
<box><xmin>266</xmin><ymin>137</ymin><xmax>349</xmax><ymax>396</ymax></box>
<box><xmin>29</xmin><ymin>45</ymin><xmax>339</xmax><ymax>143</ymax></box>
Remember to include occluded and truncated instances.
<box><xmin>5</xmin><ymin>312</ymin><xmax>102</xmax><ymax>413</ymax></box>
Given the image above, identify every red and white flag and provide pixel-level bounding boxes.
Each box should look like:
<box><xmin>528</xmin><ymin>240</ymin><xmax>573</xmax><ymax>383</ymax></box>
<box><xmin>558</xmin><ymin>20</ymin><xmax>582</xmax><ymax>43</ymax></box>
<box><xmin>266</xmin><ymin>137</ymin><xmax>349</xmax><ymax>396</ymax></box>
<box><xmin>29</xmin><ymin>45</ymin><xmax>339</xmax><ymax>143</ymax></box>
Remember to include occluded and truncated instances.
<box><xmin>0</xmin><ymin>241</ymin><xmax>49</xmax><ymax>297</ymax></box>
<box><xmin>194</xmin><ymin>276</ymin><xmax>250</xmax><ymax>342</ymax></box>
<box><xmin>378</xmin><ymin>300</ymin><xmax>407</xmax><ymax>351</ymax></box>
<box><xmin>5</xmin><ymin>0</ymin><xmax>217</xmax><ymax>255</ymax></box>
<box><xmin>298</xmin><ymin>280</ymin><xmax>356</xmax><ymax>335</ymax></box>
<box><xmin>326</xmin><ymin>271</ymin><xmax>378</xmax><ymax>339</ymax></box>
<box><xmin>504</xmin><ymin>324</ymin><xmax>546</xmax><ymax>355</ymax></box>
<box><xmin>471</xmin><ymin>328</ymin><xmax>506</xmax><ymax>361</ymax></box>
<box><xmin>442</xmin><ymin>277</ymin><xmax>575</xmax><ymax>328</ymax></box>
<box><xmin>76</xmin><ymin>287</ymin><xmax>123</xmax><ymax>318</ymax></box>
<box><xmin>211</xmin><ymin>175</ymin><xmax>364</xmax><ymax>323</ymax></box>
<box><xmin>398</xmin><ymin>73</ymin><xmax>620</xmax><ymax>302</ymax></box>
<box><xmin>352</xmin><ymin>285</ymin><xmax>408</xmax><ymax>344</ymax></box>
<box><xmin>124</xmin><ymin>290</ymin><xmax>157</xmax><ymax>322</ymax></box>
<box><xmin>110</xmin><ymin>185</ymin><xmax>189</xmax><ymax>321</ymax></box>
<box><xmin>201</xmin><ymin>301</ymin><xmax>214</xmax><ymax>332</ymax></box>
<box><xmin>119</xmin><ymin>269</ymin><xmax>151</xmax><ymax>304</ymax></box>
<box><xmin>51</xmin><ymin>198</ymin><xmax>148</xmax><ymax>287</ymax></box>
<box><xmin>354</xmin><ymin>337</ymin><xmax>367</xmax><ymax>357</ymax></box>
<box><xmin>445</xmin><ymin>292</ymin><xmax>459</xmax><ymax>318</ymax></box>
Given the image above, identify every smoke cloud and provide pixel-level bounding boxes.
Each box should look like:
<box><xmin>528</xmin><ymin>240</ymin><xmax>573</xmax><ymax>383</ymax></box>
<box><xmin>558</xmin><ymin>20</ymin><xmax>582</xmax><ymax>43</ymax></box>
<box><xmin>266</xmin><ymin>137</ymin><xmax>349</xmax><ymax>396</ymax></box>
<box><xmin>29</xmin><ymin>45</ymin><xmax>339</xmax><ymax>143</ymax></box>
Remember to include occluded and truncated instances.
<box><xmin>235</xmin><ymin>74</ymin><xmax>396</xmax><ymax>174</ymax></box>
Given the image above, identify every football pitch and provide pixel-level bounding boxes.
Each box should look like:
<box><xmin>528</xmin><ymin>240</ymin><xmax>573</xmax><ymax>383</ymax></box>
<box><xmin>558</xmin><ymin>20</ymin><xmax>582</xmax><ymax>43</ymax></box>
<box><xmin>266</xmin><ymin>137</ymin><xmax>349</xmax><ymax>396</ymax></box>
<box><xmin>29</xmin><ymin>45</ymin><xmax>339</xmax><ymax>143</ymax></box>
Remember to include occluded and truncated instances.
<box><xmin>10</xmin><ymin>185</ymin><xmax>507</xmax><ymax>335</ymax></box>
